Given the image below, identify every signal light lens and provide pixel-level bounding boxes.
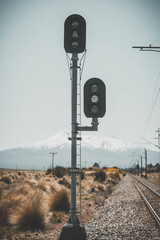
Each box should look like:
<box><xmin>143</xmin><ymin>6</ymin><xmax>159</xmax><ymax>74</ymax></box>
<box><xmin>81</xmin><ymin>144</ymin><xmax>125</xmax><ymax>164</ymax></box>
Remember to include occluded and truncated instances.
<box><xmin>72</xmin><ymin>31</ymin><xmax>78</xmax><ymax>38</ymax></box>
<box><xmin>72</xmin><ymin>41</ymin><xmax>78</xmax><ymax>48</ymax></box>
<box><xmin>72</xmin><ymin>21</ymin><xmax>79</xmax><ymax>28</ymax></box>
<box><xmin>91</xmin><ymin>105</ymin><xmax>98</xmax><ymax>113</ymax></box>
<box><xmin>91</xmin><ymin>95</ymin><xmax>98</xmax><ymax>103</ymax></box>
<box><xmin>91</xmin><ymin>84</ymin><xmax>98</xmax><ymax>93</ymax></box>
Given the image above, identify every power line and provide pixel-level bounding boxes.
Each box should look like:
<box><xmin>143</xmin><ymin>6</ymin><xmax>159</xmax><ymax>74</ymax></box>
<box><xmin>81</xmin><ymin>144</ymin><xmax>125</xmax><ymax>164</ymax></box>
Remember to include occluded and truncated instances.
<box><xmin>133</xmin><ymin>45</ymin><xmax>160</xmax><ymax>136</ymax></box>
<box><xmin>150</xmin><ymin>38</ymin><xmax>160</xmax><ymax>46</ymax></box>
<box><xmin>151</xmin><ymin>71</ymin><xmax>160</xmax><ymax>105</ymax></box>
<box><xmin>140</xmin><ymin>136</ymin><xmax>160</xmax><ymax>149</ymax></box>
<box><xmin>143</xmin><ymin>70</ymin><xmax>160</xmax><ymax>136</ymax></box>
<box><xmin>143</xmin><ymin>87</ymin><xmax>160</xmax><ymax>136</ymax></box>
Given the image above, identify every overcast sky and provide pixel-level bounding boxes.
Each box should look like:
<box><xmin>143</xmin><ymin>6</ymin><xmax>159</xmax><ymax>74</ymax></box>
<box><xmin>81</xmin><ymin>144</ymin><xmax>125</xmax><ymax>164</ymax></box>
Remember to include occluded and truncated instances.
<box><xmin>0</xmin><ymin>0</ymin><xmax>160</xmax><ymax>150</ymax></box>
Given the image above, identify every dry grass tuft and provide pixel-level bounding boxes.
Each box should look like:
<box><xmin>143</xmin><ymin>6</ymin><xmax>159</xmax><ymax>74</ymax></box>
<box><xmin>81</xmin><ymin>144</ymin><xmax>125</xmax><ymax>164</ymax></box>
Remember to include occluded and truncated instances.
<box><xmin>0</xmin><ymin>201</ymin><xmax>10</xmax><ymax>225</ymax></box>
<box><xmin>15</xmin><ymin>191</ymin><xmax>46</xmax><ymax>231</ymax></box>
<box><xmin>37</xmin><ymin>180</ymin><xmax>51</xmax><ymax>192</ymax></box>
<box><xmin>49</xmin><ymin>188</ymin><xmax>70</xmax><ymax>212</ymax></box>
<box><xmin>0</xmin><ymin>191</ymin><xmax>24</xmax><ymax>226</ymax></box>
<box><xmin>14</xmin><ymin>184</ymin><xmax>31</xmax><ymax>195</ymax></box>
<box><xmin>23</xmin><ymin>179</ymin><xmax>37</xmax><ymax>188</ymax></box>
<box><xmin>50</xmin><ymin>211</ymin><xmax>68</xmax><ymax>224</ymax></box>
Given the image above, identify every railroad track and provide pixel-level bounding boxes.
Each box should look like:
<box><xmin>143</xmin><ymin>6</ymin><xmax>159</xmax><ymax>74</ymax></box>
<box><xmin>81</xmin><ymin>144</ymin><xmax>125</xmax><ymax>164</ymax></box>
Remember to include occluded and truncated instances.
<box><xmin>132</xmin><ymin>176</ymin><xmax>160</xmax><ymax>228</ymax></box>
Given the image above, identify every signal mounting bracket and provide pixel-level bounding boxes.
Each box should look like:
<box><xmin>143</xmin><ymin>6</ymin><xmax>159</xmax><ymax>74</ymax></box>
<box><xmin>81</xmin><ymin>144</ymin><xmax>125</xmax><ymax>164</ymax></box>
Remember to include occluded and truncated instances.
<box><xmin>77</xmin><ymin>118</ymin><xmax>99</xmax><ymax>131</ymax></box>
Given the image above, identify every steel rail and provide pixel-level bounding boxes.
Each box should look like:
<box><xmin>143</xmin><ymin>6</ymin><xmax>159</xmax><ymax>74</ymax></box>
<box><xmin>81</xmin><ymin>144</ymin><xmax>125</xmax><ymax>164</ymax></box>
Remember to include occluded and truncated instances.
<box><xmin>132</xmin><ymin>176</ymin><xmax>160</xmax><ymax>198</ymax></box>
<box><xmin>133</xmin><ymin>180</ymin><xmax>160</xmax><ymax>227</ymax></box>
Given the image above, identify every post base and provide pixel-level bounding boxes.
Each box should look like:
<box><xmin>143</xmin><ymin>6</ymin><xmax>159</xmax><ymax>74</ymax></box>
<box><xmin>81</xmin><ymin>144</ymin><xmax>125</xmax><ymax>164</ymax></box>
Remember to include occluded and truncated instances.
<box><xmin>59</xmin><ymin>224</ymin><xmax>87</xmax><ymax>240</ymax></box>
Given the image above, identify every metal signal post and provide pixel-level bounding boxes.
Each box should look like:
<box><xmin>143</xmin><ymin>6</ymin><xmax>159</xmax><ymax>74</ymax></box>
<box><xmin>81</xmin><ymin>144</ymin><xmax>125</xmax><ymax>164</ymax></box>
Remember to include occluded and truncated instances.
<box><xmin>70</xmin><ymin>52</ymin><xmax>79</xmax><ymax>225</ymax></box>
<box><xmin>60</xmin><ymin>14</ymin><xmax>87</xmax><ymax>240</ymax></box>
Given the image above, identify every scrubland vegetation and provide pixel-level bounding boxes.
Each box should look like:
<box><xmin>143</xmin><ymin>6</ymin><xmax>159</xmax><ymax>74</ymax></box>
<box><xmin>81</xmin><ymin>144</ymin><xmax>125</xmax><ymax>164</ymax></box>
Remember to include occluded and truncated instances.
<box><xmin>0</xmin><ymin>166</ymin><xmax>125</xmax><ymax>238</ymax></box>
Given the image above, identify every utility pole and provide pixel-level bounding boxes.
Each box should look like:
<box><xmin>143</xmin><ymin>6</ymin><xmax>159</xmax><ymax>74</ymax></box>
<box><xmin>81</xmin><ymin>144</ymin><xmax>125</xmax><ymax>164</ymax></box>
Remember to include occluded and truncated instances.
<box><xmin>144</xmin><ymin>149</ymin><xmax>147</xmax><ymax>179</ymax></box>
<box><xmin>155</xmin><ymin>128</ymin><xmax>160</xmax><ymax>150</ymax></box>
<box><xmin>49</xmin><ymin>152</ymin><xmax>57</xmax><ymax>171</ymax></box>
<box><xmin>155</xmin><ymin>128</ymin><xmax>160</xmax><ymax>184</ymax></box>
<box><xmin>137</xmin><ymin>160</ymin><xmax>139</xmax><ymax>176</ymax></box>
<box><xmin>129</xmin><ymin>152</ymin><xmax>145</xmax><ymax>177</ymax></box>
<box><xmin>140</xmin><ymin>156</ymin><xmax>143</xmax><ymax>178</ymax></box>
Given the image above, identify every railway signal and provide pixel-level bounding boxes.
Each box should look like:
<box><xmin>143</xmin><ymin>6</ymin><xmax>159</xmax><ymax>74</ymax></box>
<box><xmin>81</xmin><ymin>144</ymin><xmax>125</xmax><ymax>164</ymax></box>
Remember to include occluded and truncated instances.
<box><xmin>64</xmin><ymin>14</ymin><xmax>86</xmax><ymax>53</ymax></box>
<box><xmin>84</xmin><ymin>78</ymin><xmax>106</xmax><ymax>118</ymax></box>
<box><xmin>60</xmin><ymin>14</ymin><xmax>106</xmax><ymax>240</ymax></box>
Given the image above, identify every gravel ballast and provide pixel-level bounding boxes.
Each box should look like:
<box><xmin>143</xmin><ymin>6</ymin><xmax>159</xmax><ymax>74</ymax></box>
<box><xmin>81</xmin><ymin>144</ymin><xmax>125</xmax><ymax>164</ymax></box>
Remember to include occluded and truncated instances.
<box><xmin>85</xmin><ymin>175</ymin><xmax>160</xmax><ymax>240</ymax></box>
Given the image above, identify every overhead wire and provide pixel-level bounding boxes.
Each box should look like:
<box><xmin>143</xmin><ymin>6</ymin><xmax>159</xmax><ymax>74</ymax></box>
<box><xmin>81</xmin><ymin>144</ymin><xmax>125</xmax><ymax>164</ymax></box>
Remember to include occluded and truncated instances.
<box><xmin>150</xmin><ymin>37</ymin><xmax>160</xmax><ymax>46</ymax></box>
<box><xmin>151</xmin><ymin>71</ymin><xmax>160</xmax><ymax>105</ymax></box>
<box><xmin>143</xmin><ymin>87</ymin><xmax>160</xmax><ymax>136</ymax></box>
<box><xmin>143</xmin><ymin>71</ymin><xmax>160</xmax><ymax>137</ymax></box>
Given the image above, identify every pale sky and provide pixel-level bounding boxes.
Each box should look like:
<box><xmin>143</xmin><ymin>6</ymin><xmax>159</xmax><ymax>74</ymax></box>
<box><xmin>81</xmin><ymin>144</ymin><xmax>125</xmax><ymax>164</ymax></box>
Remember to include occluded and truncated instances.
<box><xmin>0</xmin><ymin>0</ymin><xmax>160</xmax><ymax>150</ymax></box>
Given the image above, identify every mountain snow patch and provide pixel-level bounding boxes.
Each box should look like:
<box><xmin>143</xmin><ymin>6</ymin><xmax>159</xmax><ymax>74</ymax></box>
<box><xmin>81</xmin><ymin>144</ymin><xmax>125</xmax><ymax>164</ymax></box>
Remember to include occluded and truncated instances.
<box><xmin>24</xmin><ymin>131</ymin><xmax>132</xmax><ymax>152</ymax></box>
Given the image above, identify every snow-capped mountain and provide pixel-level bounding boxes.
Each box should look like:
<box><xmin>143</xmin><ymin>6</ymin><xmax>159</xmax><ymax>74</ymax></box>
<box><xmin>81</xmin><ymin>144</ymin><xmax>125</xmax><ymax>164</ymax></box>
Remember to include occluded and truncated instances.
<box><xmin>24</xmin><ymin>131</ymin><xmax>132</xmax><ymax>152</ymax></box>
<box><xmin>24</xmin><ymin>131</ymin><xmax>71</xmax><ymax>150</ymax></box>
<box><xmin>0</xmin><ymin>131</ymin><xmax>159</xmax><ymax>170</ymax></box>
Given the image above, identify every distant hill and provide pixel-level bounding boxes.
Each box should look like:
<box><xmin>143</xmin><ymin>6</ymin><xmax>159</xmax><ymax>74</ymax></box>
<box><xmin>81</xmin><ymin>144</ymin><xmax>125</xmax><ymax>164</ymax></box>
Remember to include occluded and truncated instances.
<box><xmin>0</xmin><ymin>131</ymin><xmax>159</xmax><ymax>170</ymax></box>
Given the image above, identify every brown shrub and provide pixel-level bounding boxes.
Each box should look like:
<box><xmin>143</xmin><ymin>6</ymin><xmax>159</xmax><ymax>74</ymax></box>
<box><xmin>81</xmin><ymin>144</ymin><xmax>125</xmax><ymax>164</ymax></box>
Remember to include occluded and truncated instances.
<box><xmin>46</xmin><ymin>168</ymin><xmax>52</xmax><ymax>175</ymax></box>
<box><xmin>17</xmin><ymin>171</ymin><xmax>22</xmax><ymax>176</ymax></box>
<box><xmin>9</xmin><ymin>172</ymin><xmax>19</xmax><ymax>180</ymax></box>
<box><xmin>90</xmin><ymin>187</ymin><xmax>95</xmax><ymax>193</ymax></box>
<box><xmin>94</xmin><ymin>194</ymin><xmax>105</xmax><ymax>206</ymax></box>
<box><xmin>80</xmin><ymin>171</ymin><xmax>85</xmax><ymax>180</ymax></box>
<box><xmin>58</xmin><ymin>178</ymin><xmax>71</xmax><ymax>189</ymax></box>
<box><xmin>97</xmin><ymin>184</ymin><xmax>105</xmax><ymax>192</ymax></box>
<box><xmin>104</xmin><ymin>184</ymin><xmax>114</xmax><ymax>198</ymax></box>
<box><xmin>49</xmin><ymin>188</ymin><xmax>70</xmax><ymax>212</ymax></box>
<box><xmin>1</xmin><ymin>176</ymin><xmax>12</xmax><ymax>184</ymax></box>
<box><xmin>22</xmin><ymin>172</ymin><xmax>27</xmax><ymax>178</ymax></box>
<box><xmin>55</xmin><ymin>167</ymin><xmax>66</xmax><ymax>178</ymax></box>
<box><xmin>119</xmin><ymin>170</ymin><xmax>126</xmax><ymax>176</ymax></box>
<box><xmin>94</xmin><ymin>169</ymin><xmax>106</xmax><ymax>182</ymax></box>
<box><xmin>35</xmin><ymin>174</ymin><xmax>40</xmax><ymax>180</ymax></box>
<box><xmin>109</xmin><ymin>172</ymin><xmax>121</xmax><ymax>181</ymax></box>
